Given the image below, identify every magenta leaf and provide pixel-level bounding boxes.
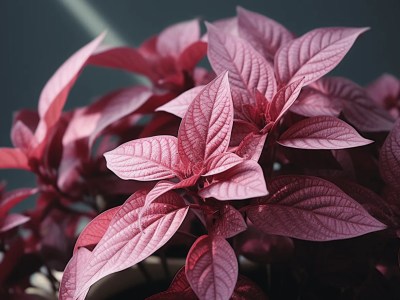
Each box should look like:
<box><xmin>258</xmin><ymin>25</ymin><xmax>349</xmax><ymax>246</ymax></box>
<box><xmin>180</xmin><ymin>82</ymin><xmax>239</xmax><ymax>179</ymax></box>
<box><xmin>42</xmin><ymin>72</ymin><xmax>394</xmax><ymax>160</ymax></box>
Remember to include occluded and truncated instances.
<box><xmin>269</xmin><ymin>77</ymin><xmax>305</xmax><ymax>121</ymax></box>
<box><xmin>274</xmin><ymin>27</ymin><xmax>368</xmax><ymax>86</ymax></box>
<box><xmin>246</xmin><ymin>176</ymin><xmax>386</xmax><ymax>241</ymax></box>
<box><xmin>157</xmin><ymin>85</ymin><xmax>205</xmax><ymax>118</ymax></box>
<box><xmin>0</xmin><ymin>148</ymin><xmax>29</xmax><ymax>170</ymax></box>
<box><xmin>186</xmin><ymin>235</ymin><xmax>238</xmax><ymax>300</ymax></box>
<box><xmin>314</xmin><ymin>77</ymin><xmax>394</xmax><ymax>131</ymax></box>
<box><xmin>199</xmin><ymin>160</ymin><xmax>268</xmax><ymax>200</ymax></box>
<box><xmin>203</xmin><ymin>152</ymin><xmax>244</xmax><ymax>176</ymax></box>
<box><xmin>178</xmin><ymin>71</ymin><xmax>233</xmax><ymax>165</ymax></box>
<box><xmin>0</xmin><ymin>188</ymin><xmax>38</xmax><ymax>218</ymax></box>
<box><xmin>235</xmin><ymin>132</ymin><xmax>267</xmax><ymax>161</ymax></box>
<box><xmin>73</xmin><ymin>206</ymin><xmax>120</xmax><ymax>253</ymax></box>
<box><xmin>87</xmin><ymin>46</ymin><xmax>155</xmax><ymax>79</ymax></box>
<box><xmin>237</xmin><ymin>6</ymin><xmax>293</xmax><ymax>60</ymax></box>
<box><xmin>157</xmin><ymin>19</ymin><xmax>200</xmax><ymax>58</ymax></box>
<box><xmin>290</xmin><ymin>87</ymin><xmax>342</xmax><ymax>117</ymax></box>
<box><xmin>72</xmin><ymin>190</ymin><xmax>189</xmax><ymax>299</ymax></box>
<box><xmin>278</xmin><ymin>116</ymin><xmax>373</xmax><ymax>149</ymax></box>
<box><xmin>59</xmin><ymin>247</ymin><xmax>92</xmax><ymax>300</ymax></box>
<box><xmin>211</xmin><ymin>204</ymin><xmax>247</xmax><ymax>238</ymax></box>
<box><xmin>11</xmin><ymin>120</ymin><xmax>36</xmax><ymax>151</ymax></box>
<box><xmin>35</xmin><ymin>33</ymin><xmax>105</xmax><ymax>144</ymax></box>
<box><xmin>207</xmin><ymin>23</ymin><xmax>276</xmax><ymax>117</ymax></box>
<box><xmin>380</xmin><ymin>120</ymin><xmax>400</xmax><ymax>190</ymax></box>
<box><xmin>104</xmin><ymin>136</ymin><xmax>181</xmax><ymax>181</ymax></box>
<box><xmin>179</xmin><ymin>41</ymin><xmax>208</xmax><ymax>71</ymax></box>
<box><xmin>0</xmin><ymin>214</ymin><xmax>30</xmax><ymax>233</ymax></box>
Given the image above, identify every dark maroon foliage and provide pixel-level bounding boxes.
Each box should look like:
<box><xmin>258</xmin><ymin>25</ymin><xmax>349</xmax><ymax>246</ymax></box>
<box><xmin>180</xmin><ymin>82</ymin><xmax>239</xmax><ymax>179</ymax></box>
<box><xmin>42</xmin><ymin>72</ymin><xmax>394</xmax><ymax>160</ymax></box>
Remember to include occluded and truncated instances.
<box><xmin>1</xmin><ymin>6</ymin><xmax>399</xmax><ymax>300</ymax></box>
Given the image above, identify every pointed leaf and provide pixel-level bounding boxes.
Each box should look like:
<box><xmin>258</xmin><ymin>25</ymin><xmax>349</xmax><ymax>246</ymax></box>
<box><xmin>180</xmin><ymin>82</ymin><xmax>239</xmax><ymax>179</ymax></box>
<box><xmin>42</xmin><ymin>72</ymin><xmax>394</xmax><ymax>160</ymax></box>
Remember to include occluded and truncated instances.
<box><xmin>235</xmin><ymin>132</ymin><xmax>267</xmax><ymax>161</ymax></box>
<box><xmin>0</xmin><ymin>148</ymin><xmax>29</xmax><ymax>170</ymax></box>
<box><xmin>157</xmin><ymin>85</ymin><xmax>205</xmax><ymax>118</ymax></box>
<box><xmin>60</xmin><ymin>248</ymin><xmax>92</xmax><ymax>300</ymax></box>
<box><xmin>73</xmin><ymin>190</ymin><xmax>189</xmax><ymax>299</ymax></box>
<box><xmin>186</xmin><ymin>235</ymin><xmax>238</xmax><ymax>300</ymax></box>
<box><xmin>269</xmin><ymin>78</ymin><xmax>305</xmax><ymax>121</ymax></box>
<box><xmin>237</xmin><ymin>6</ymin><xmax>293</xmax><ymax>60</ymax></box>
<box><xmin>179</xmin><ymin>41</ymin><xmax>208</xmax><ymax>71</ymax></box>
<box><xmin>211</xmin><ymin>205</ymin><xmax>247</xmax><ymax>238</ymax></box>
<box><xmin>246</xmin><ymin>176</ymin><xmax>387</xmax><ymax>241</ymax></box>
<box><xmin>380</xmin><ymin>120</ymin><xmax>400</xmax><ymax>190</ymax></box>
<box><xmin>203</xmin><ymin>152</ymin><xmax>244</xmax><ymax>176</ymax></box>
<box><xmin>157</xmin><ymin>19</ymin><xmax>200</xmax><ymax>58</ymax></box>
<box><xmin>178</xmin><ymin>72</ymin><xmax>233</xmax><ymax>165</ymax></box>
<box><xmin>35</xmin><ymin>33</ymin><xmax>105</xmax><ymax>144</ymax></box>
<box><xmin>11</xmin><ymin>121</ymin><xmax>36</xmax><ymax>151</ymax></box>
<box><xmin>0</xmin><ymin>188</ymin><xmax>38</xmax><ymax>219</ymax></box>
<box><xmin>199</xmin><ymin>160</ymin><xmax>268</xmax><ymax>200</ymax></box>
<box><xmin>73</xmin><ymin>206</ymin><xmax>120</xmax><ymax>253</ymax></box>
<box><xmin>290</xmin><ymin>87</ymin><xmax>342</xmax><ymax>117</ymax></box>
<box><xmin>0</xmin><ymin>214</ymin><xmax>30</xmax><ymax>233</ymax></box>
<box><xmin>278</xmin><ymin>116</ymin><xmax>373</xmax><ymax>149</ymax></box>
<box><xmin>314</xmin><ymin>77</ymin><xmax>394</xmax><ymax>131</ymax></box>
<box><xmin>87</xmin><ymin>46</ymin><xmax>155</xmax><ymax>80</ymax></box>
<box><xmin>274</xmin><ymin>27</ymin><xmax>368</xmax><ymax>86</ymax></box>
<box><xmin>104</xmin><ymin>136</ymin><xmax>180</xmax><ymax>181</ymax></box>
<box><xmin>87</xmin><ymin>86</ymin><xmax>152</xmax><ymax>145</ymax></box>
<box><xmin>207</xmin><ymin>23</ymin><xmax>276</xmax><ymax>117</ymax></box>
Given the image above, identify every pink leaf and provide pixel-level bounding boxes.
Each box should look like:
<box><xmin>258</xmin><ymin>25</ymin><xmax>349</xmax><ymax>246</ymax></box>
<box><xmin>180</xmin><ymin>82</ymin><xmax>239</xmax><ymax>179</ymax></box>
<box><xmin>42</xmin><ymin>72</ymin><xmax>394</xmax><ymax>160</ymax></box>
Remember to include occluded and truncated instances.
<box><xmin>157</xmin><ymin>19</ymin><xmax>200</xmax><ymax>58</ymax></box>
<box><xmin>60</xmin><ymin>248</ymin><xmax>92</xmax><ymax>300</ymax></box>
<box><xmin>274</xmin><ymin>27</ymin><xmax>368</xmax><ymax>86</ymax></box>
<box><xmin>157</xmin><ymin>85</ymin><xmax>205</xmax><ymax>118</ymax></box>
<box><xmin>246</xmin><ymin>176</ymin><xmax>387</xmax><ymax>241</ymax></box>
<box><xmin>0</xmin><ymin>188</ymin><xmax>38</xmax><ymax>218</ymax></box>
<box><xmin>290</xmin><ymin>87</ymin><xmax>342</xmax><ymax>117</ymax></box>
<box><xmin>211</xmin><ymin>204</ymin><xmax>247</xmax><ymax>238</ymax></box>
<box><xmin>35</xmin><ymin>33</ymin><xmax>105</xmax><ymax>144</ymax></box>
<box><xmin>203</xmin><ymin>152</ymin><xmax>244</xmax><ymax>176</ymax></box>
<box><xmin>11</xmin><ymin>121</ymin><xmax>36</xmax><ymax>151</ymax></box>
<box><xmin>199</xmin><ymin>160</ymin><xmax>268</xmax><ymax>200</ymax></box>
<box><xmin>186</xmin><ymin>235</ymin><xmax>238</xmax><ymax>300</ymax></box>
<box><xmin>73</xmin><ymin>206</ymin><xmax>120</xmax><ymax>253</ymax></box>
<box><xmin>0</xmin><ymin>148</ymin><xmax>29</xmax><ymax>170</ymax></box>
<box><xmin>207</xmin><ymin>23</ymin><xmax>276</xmax><ymax>117</ymax></box>
<box><xmin>0</xmin><ymin>214</ymin><xmax>30</xmax><ymax>233</ymax></box>
<box><xmin>278</xmin><ymin>116</ymin><xmax>373</xmax><ymax>149</ymax></box>
<box><xmin>210</xmin><ymin>17</ymin><xmax>238</xmax><ymax>37</ymax></box>
<box><xmin>87</xmin><ymin>46</ymin><xmax>155</xmax><ymax>80</ymax></box>
<box><xmin>269</xmin><ymin>77</ymin><xmax>305</xmax><ymax>121</ymax></box>
<box><xmin>104</xmin><ymin>136</ymin><xmax>181</xmax><ymax>181</ymax></box>
<box><xmin>237</xmin><ymin>6</ymin><xmax>293</xmax><ymax>60</ymax></box>
<box><xmin>380</xmin><ymin>120</ymin><xmax>400</xmax><ymax>190</ymax></box>
<box><xmin>73</xmin><ymin>190</ymin><xmax>189</xmax><ymax>299</ymax></box>
<box><xmin>314</xmin><ymin>77</ymin><xmax>394</xmax><ymax>131</ymax></box>
<box><xmin>179</xmin><ymin>41</ymin><xmax>208</xmax><ymax>71</ymax></box>
<box><xmin>87</xmin><ymin>86</ymin><xmax>152</xmax><ymax>146</ymax></box>
<box><xmin>235</xmin><ymin>132</ymin><xmax>267</xmax><ymax>161</ymax></box>
<box><xmin>178</xmin><ymin>71</ymin><xmax>233</xmax><ymax>165</ymax></box>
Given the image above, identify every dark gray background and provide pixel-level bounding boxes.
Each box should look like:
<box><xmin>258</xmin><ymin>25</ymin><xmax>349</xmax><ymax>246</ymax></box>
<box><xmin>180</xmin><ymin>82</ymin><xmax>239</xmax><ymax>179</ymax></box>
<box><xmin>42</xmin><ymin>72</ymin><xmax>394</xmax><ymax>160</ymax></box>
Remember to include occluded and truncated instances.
<box><xmin>1</xmin><ymin>0</ymin><xmax>400</xmax><ymax>189</ymax></box>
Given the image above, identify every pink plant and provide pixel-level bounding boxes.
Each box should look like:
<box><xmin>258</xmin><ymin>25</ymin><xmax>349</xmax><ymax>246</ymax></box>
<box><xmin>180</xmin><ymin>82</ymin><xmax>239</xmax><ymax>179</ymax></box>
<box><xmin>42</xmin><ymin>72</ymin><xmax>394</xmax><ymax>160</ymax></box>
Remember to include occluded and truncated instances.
<box><xmin>2</xmin><ymin>6</ymin><xmax>400</xmax><ymax>300</ymax></box>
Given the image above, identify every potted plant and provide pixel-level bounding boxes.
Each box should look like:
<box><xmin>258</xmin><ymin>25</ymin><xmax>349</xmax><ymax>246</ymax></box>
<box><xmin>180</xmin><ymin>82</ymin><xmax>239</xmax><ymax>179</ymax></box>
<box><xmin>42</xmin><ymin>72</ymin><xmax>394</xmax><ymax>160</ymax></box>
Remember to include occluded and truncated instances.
<box><xmin>1</xmin><ymin>6</ymin><xmax>399</xmax><ymax>300</ymax></box>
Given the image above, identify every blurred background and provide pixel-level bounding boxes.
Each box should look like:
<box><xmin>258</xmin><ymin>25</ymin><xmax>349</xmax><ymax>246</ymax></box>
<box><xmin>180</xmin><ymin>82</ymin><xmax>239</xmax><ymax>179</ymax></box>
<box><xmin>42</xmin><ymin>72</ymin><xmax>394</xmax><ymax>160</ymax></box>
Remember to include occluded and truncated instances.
<box><xmin>1</xmin><ymin>0</ymin><xmax>400</xmax><ymax>189</ymax></box>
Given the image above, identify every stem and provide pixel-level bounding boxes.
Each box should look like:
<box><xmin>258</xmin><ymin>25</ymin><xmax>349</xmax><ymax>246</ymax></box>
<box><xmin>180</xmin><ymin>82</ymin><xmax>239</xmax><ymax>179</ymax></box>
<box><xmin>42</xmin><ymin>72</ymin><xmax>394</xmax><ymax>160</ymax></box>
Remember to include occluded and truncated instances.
<box><xmin>137</xmin><ymin>261</ymin><xmax>152</xmax><ymax>282</ymax></box>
